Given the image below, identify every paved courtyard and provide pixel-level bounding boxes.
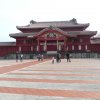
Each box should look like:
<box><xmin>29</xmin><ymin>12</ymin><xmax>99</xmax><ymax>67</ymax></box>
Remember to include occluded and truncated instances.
<box><xmin>0</xmin><ymin>58</ymin><xmax>100</xmax><ymax>100</ymax></box>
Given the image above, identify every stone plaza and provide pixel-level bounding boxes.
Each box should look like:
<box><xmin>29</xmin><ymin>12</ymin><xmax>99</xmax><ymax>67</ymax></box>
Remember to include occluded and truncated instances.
<box><xmin>0</xmin><ymin>58</ymin><xmax>100</xmax><ymax>100</ymax></box>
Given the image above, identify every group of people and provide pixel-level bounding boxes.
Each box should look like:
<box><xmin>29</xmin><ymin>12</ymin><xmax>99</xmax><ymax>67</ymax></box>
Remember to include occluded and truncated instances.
<box><xmin>37</xmin><ymin>54</ymin><xmax>44</xmax><ymax>61</ymax></box>
<box><xmin>66</xmin><ymin>52</ymin><xmax>71</xmax><ymax>62</ymax></box>
<box><xmin>16</xmin><ymin>53</ymin><xmax>23</xmax><ymax>62</ymax></box>
<box><xmin>15</xmin><ymin>52</ymin><xmax>71</xmax><ymax>63</ymax></box>
<box><xmin>56</xmin><ymin>53</ymin><xmax>61</xmax><ymax>63</ymax></box>
<box><xmin>52</xmin><ymin>53</ymin><xmax>61</xmax><ymax>64</ymax></box>
<box><xmin>52</xmin><ymin>52</ymin><xmax>71</xmax><ymax>64</ymax></box>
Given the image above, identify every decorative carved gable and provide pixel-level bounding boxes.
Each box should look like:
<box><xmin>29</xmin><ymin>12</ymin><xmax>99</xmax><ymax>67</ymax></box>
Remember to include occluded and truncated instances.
<box><xmin>47</xmin><ymin>32</ymin><xmax>56</xmax><ymax>38</ymax></box>
<box><xmin>35</xmin><ymin>27</ymin><xmax>67</xmax><ymax>39</ymax></box>
<box><xmin>40</xmin><ymin>32</ymin><xmax>64</xmax><ymax>38</ymax></box>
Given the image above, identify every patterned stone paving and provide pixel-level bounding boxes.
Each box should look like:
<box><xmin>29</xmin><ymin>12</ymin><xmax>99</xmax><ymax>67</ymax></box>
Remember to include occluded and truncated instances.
<box><xmin>0</xmin><ymin>59</ymin><xmax>100</xmax><ymax>100</ymax></box>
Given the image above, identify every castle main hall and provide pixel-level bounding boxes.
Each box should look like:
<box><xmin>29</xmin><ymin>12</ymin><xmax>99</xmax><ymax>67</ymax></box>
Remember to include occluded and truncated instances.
<box><xmin>0</xmin><ymin>18</ymin><xmax>100</xmax><ymax>58</ymax></box>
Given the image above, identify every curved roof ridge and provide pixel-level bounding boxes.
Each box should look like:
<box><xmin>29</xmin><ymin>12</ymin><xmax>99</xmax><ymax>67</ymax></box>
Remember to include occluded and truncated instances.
<box><xmin>16</xmin><ymin>19</ymin><xmax>90</xmax><ymax>31</ymax></box>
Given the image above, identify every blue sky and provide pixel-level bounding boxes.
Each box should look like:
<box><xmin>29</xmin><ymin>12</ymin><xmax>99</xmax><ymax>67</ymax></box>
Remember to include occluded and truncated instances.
<box><xmin>0</xmin><ymin>0</ymin><xmax>100</xmax><ymax>42</ymax></box>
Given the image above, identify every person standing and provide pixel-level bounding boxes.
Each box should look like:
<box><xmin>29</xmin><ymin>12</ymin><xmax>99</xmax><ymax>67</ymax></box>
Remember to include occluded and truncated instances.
<box><xmin>52</xmin><ymin>56</ymin><xmax>54</xmax><ymax>64</ymax></box>
<box><xmin>16</xmin><ymin>53</ymin><xmax>18</xmax><ymax>62</ymax></box>
<box><xmin>56</xmin><ymin>54</ymin><xmax>59</xmax><ymax>63</ymax></box>
<box><xmin>20</xmin><ymin>54</ymin><xmax>23</xmax><ymax>62</ymax></box>
<box><xmin>41</xmin><ymin>54</ymin><xmax>44</xmax><ymax>61</ymax></box>
<box><xmin>38</xmin><ymin>54</ymin><xmax>41</xmax><ymax>61</ymax></box>
<box><xmin>66</xmin><ymin>52</ymin><xmax>71</xmax><ymax>62</ymax></box>
<box><xmin>59</xmin><ymin>53</ymin><xmax>61</xmax><ymax>62</ymax></box>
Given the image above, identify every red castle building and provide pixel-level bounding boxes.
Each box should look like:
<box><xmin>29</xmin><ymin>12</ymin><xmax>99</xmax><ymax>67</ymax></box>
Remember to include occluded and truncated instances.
<box><xmin>0</xmin><ymin>18</ymin><xmax>100</xmax><ymax>58</ymax></box>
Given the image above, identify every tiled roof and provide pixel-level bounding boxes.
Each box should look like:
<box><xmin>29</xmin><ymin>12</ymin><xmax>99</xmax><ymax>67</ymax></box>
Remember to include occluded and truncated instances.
<box><xmin>66</xmin><ymin>31</ymin><xmax>97</xmax><ymax>36</ymax></box>
<box><xmin>9</xmin><ymin>32</ymin><xmax>36</xmax><ymax>37</ymax></box>
<box><xmin>34</xmin><ymin>27</ymin><xmax>67</xmax><ymax>37</ymax></box>
<box><xmin>91</xmin><ymin>33</ymin><xmax>100</xmax><ymax>39</ymax></box>
<box><xmin>9</xmin><ymin>30</ymin><xmax>97</xmax><ymax>38</ymax></box>
<box><xmin>9</xmin><ymin>27</ymin><xmax>66</xmax><ymax>38</ymax></box>
<box><xmin>0</xmin><ymin>42</ymin><xmax>16</xmax><ymax>46</ymax></box>
<box><xmin>16</xmin><ymin>19</ymin><xmax>89</xmax><ymax>29</ymax></box>
<box><xmin>79</xmin><ymin>31</ymin><xmax>97</xmax><ymax>35</ymax></box>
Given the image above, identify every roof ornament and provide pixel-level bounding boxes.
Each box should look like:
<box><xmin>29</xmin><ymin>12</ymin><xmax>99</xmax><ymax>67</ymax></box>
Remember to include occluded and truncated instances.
<box><xmin>49</xmin><ymin>25</ymin><xmax>53</xmax><ymax>29</ymax></box>
<box><xmin>30</xmin><ymin>20</ymin><xmax>36</xmax><ymax>24</ymax></box>
<box><xmin>70</xmin><ymin>18</ymin><xmax>77</xmax><ymax>24</ymax></box>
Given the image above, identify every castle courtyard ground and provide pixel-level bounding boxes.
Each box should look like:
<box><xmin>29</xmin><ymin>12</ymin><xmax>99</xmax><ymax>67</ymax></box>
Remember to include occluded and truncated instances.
<box><xmin>0</xmin><ymin>58</ymin><xmax>100</xmax><ymax>100</ymax></box>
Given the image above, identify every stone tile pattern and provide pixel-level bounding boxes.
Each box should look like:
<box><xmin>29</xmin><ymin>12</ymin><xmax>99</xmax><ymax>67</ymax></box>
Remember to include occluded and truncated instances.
<box><xmin>0</xmin><ymin>59</ymin><xmax>100</xmax><ymax>100</ymax></box>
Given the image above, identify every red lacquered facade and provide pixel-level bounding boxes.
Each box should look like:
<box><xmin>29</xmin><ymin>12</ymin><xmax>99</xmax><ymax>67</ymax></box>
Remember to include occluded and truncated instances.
<box><xmin>0</xmin><ymin>18</ymin><xmax>100</xmax><ymax>58</ymax></box>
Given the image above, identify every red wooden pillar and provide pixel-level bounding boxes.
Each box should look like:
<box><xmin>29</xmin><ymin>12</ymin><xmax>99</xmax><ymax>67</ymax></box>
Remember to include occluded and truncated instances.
<box><xmin>31</xmin><ymin>46</ymin><xmax>33</xmax><ymax>52</ymax></box>
<box><xmin>37</xmin><ymin>39</ymin><xmax>40</xmax><ymax>52</ymax></box>
<box><xmin>45</xmin><ymin>40</ymin><xmax>47</xmax><ymax>51</ymax></box>
<box><xmin>19</xmin><ymin>46</ymin><xmax>21</xmax><ymax>53</ymax></box>
<box><xmin>64</xmin><ymin>39</ymin><xmax>67</xmax><ymax>51</ymax></box>
<box><xmin>57</xmin><ymin>40</ymin><xmax>58</xmax><ymax>51</ymax></box>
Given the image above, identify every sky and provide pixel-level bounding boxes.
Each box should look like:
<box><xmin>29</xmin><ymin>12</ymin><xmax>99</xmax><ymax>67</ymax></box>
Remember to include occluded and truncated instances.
<box><xmin>0</xmin><ymin>0</ymin><xmax>100</xmax><ymax>42</ymax></box>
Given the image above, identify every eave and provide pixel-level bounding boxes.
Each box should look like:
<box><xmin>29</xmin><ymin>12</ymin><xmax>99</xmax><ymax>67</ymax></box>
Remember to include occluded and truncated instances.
<box><xmin>16</xmin><ymin>23</ymin><xmax>89</xmax><ymax>31</ymax></box>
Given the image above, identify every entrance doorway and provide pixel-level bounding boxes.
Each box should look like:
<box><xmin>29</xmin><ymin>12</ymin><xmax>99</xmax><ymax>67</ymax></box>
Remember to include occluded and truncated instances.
<box><xmin>47</xmin><ymin>41</ymin><xmax>57</xmax><ymax>51</ymax></box>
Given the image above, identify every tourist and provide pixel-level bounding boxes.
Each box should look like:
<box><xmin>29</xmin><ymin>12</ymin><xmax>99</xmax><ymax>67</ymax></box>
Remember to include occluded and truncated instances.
<box><xmin>37</xmin><ymin>54</ymin><xmax>41</xmax><ymax>61</ymax></box>
<box><xmin>20</xmin><ymin>54</ymin><xmax>23</xmax><ymax>62</ymax></box>
<box><xmin>56</xmin><ymin>54</ymin><xmax>59</xmax><ymax>63</ymax></box>
<box><xmin>52</xmin><ymin>56</ymin><xmax>54</xmax><ymax>64</ymax></box>
<box><xmin>59</xmin><ymin>53</ymin><xmax>61</xmax><ymax>62</ymax></box>
<box><xmin>16</xmin><ymin>53</ymin><xmax>18</xmax><ymax>62</ymax></box>
<box><xmin>41</xmin><ymin>54</ymin><xmax>44</xmax><ymax>61</ymax></box>
<box><xmin>66</xmin><ymin>52</ymin><xmax>71</xmax><ymax>62</ymax></box>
